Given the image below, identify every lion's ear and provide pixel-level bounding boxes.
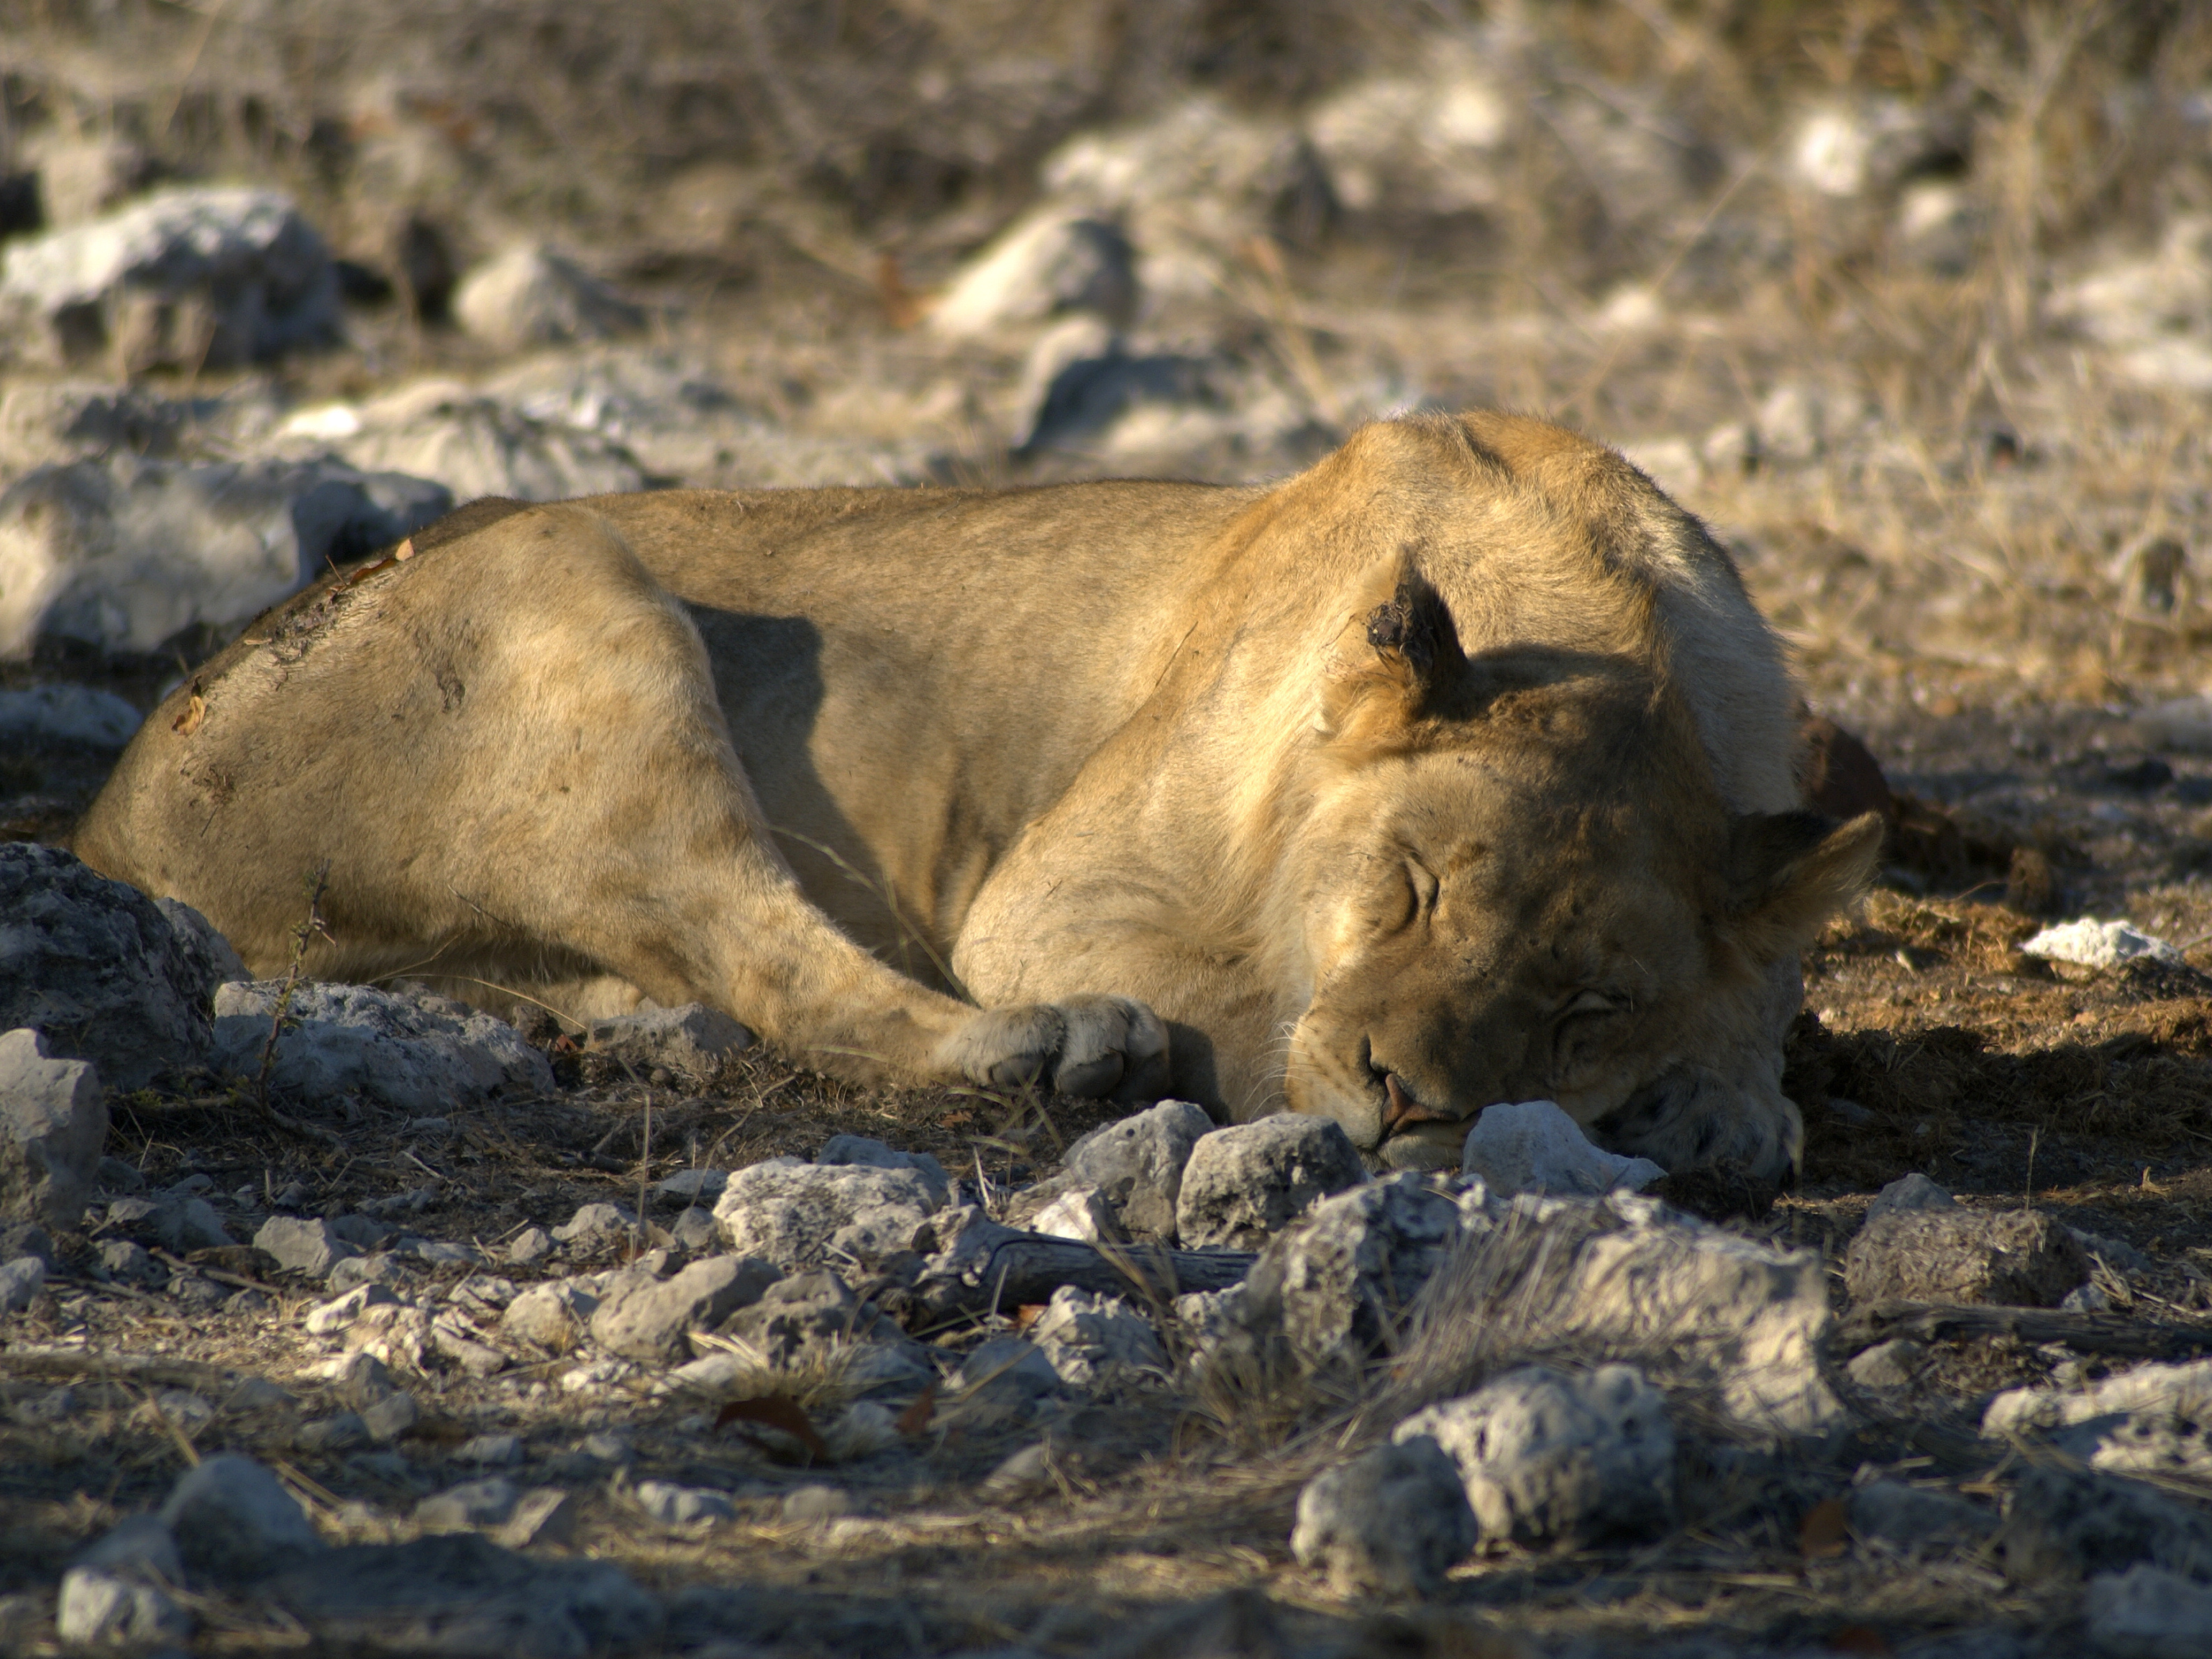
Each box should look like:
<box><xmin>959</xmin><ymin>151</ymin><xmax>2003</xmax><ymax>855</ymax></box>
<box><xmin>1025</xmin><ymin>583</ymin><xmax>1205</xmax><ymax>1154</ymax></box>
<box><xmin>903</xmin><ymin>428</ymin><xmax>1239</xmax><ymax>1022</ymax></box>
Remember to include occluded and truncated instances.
<box><xmin>1726</xmin><ymin>809</ymin><xmax>1885</xmax><ymax>960</ymax></box>
<box><xmin>1317</xmin><ymin>550</ymin><xmax>1466</xmax><ymax>741</ymax></box>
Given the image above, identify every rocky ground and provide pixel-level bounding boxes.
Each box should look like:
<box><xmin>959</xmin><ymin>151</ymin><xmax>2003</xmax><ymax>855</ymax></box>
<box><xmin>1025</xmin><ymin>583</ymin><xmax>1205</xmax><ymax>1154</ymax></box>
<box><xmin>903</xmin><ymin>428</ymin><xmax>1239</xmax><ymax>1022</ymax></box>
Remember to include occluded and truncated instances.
<box><xmin>8</xmin><ymin>3</ymin><xmax>2212</xmax><ymax>1656</ymax></box>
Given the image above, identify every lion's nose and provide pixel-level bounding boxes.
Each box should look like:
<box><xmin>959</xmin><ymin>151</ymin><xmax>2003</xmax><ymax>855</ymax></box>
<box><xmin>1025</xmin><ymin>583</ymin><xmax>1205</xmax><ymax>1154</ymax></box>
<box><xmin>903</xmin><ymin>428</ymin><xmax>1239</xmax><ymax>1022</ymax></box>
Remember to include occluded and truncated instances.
<box><xmin>1380</xmin><ymin>1071</ymin><xmax>1463</xmax><ymax>1134</ymax></box>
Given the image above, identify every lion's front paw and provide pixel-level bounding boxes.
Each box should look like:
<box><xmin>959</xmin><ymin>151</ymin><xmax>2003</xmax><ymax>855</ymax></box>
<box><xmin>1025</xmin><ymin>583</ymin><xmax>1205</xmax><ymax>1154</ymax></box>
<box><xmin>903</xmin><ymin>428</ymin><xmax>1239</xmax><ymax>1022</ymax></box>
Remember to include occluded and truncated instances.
<box><xmin>1593</xmin><ymin>1064</ymin><xmax>1802</xmax><ymax>1183</ymax></box>
<box><xmin>938</xmin><ymin>994</ymin><xmax>1171</xmax><ymax>1102</ymax></box>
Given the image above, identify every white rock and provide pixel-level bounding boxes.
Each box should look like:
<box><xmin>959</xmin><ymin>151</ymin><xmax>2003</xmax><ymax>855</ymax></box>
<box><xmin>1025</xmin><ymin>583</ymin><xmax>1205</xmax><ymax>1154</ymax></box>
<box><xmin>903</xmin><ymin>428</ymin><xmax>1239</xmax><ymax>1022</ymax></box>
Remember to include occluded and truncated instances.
<box><xmin>0</xmin><ymin>1253</ymin><xmax>45</xmax><ymax>1312</ymax></box>
<box><xmin>634</xmin><ymin>1480</ymin><xmax>735</xmax><ymax>1526</ymax></box>
<box><xmin>57</xmin><ymin>1566</ymin><xmax>192</xmax><ymax>1644</ymax></box>
<box><xmin>1291</xmin><ymin>1438</ymin><xmax>1476</xmax><ymax>1597</ymax></box>
<box><xmin>1984</xmin><ymin>1358</ymin><xmax>2212</xmax><ymax>1479</ymax></box>
<box><xmin>1459</xmin><ymin>1100</ymin><xmax>1665</xmax><ymax>1198</ymax></box>
<box><xmin>0</xmin><ymin>845</ymin><xmax>225</xmax><ymax>1088</ymax></box>
<box><xmin>0</xmin><ymin>683</ymin><xmax>141</xmax><ymax>748</ymax></box>
<box><xmin>1787</xmin><ymin>98</ymin><xmax>1952</xmax><ymax>199</ymax></box>
<box><xmin>1866</xmin><ymin>1172</ymin><xmax>1954</xmax><ymax>1224</ymax></box>
<box><xmin>1028</xmin><ymin>1285</ymin><xmax>1166</xmax><ymax>1390</ymax></box>
<box><xmin>2088</xmin><ymin>1564</ymin><xmax>2212</xmax><ymax>1658</ymax></box>
<box><xmin>550</xmin><ymin>1202</ymin><xmax>634</xmax><ymax>1246</ymax></box>
<box><xmin>1058</xmin><ymin>1099</ymin><xmax>1214</xmax><ymax>1242</ymax></box>
<box><xmin>1394</xmin><ymin>1364</ymin><xmax>1674</xmax><ymax>1546</ymax></box>
<box><xmin>815</xmin><ymin>1135</ymin><xmax>950</xmax><ymax>1202</ymax></box>
<box><xmin>1237</xmin><ymin>1173</ymin><xmax>1464</xmax><ymax>1378</ymax></box>
<box><xmin>415</xmin><ymin>1475</ymin><xmax>521</xmax><ymax>1531</ymax></box>
<box><xmin>274</xmin><ymin>378</ymin><xmax>643</xmax><ymax>506</ymax></box>
<box><xmin>253</xmin><ymin>1216</ymin><xmax>358</xmax><ymax>1279</ymax></box>
<box><xmin>0</xmin><ymin>186</ymin><xmax>338</xmax><ymax>370</ymax></box>
<box><xmin>303</xmin><ymin>1282</ymin><xmax>399</xmax><ymax>1336</ymax></box>
<box><xmin>481</xmin><ymin>346</ymin><xmax>934</xmax><ymax>490</ymax></box>
<box><xmin>1174</xmin><ymin>1114</ymin><xmax>1368</xmax><ymax>1251</ymax></box>
<box><xmin>1847</xmin><ymin>1480</ymin><xmax>1994</xmax><ymax>1553</ymax></box>
<box><xmin>1041</xmin><ymin>94</ymin><xmax>1316</xmax><ymax>300</ymax></box>
<box><xmin>1846</xmin><ymin>1338</ymin><xmax>1925</xmax><ymax>1391</ymax></box>
<box><xmin>711</xmin><ymin>1157</ymin><xmax>945</xmax><ymax>1273</ymax></box>
<box><xmin>0</xmin><ymin>1026</ymin><xmax>107</xmax><ymax>1230</ymax></box>
<box><xmin>1757</xmin><ymin>383</ymin><xmax>1827</xmax><ymax>464</ymax></box>
<box><xmin>2020</xmin><ymin>920</ymin><xmax>2183</xmax><ymax>971</ymax></box>
<box><xmin>1030</xmin><ymin>1186</ymin><xmax>1119</xmax><ymax>1244</ymax></box>
<box><xmin>158</xmin><ymin>1454</ymin><xmax>325</xmax><ymax>1581</ymax></box>
<box><xmin>2052</xmin><ymin>217</ymin><xmax>2212</xmax><ymax>378</ymax></box>
<box><xmin>453</xmin><ymin>245</ymin><xmax>644</xmax><ymax>352</ymax></box>
<box><xmin>0</xmin><ymin>453</ymin><xmax>449</xmax><ymax>658</ymax></box>
<box><xmin>1306</xmin><ymin>47</ymin><xmax>1508</xmax><ymax>217</ymax></box>
<box><xmin>211</xmin><ymin>980</ymin><xmax>552</xmax><ymax>1109</ymax></box>
<box><xmin>927</xmin><ymin>209</ymin><xmax>1135</xmax><ymax>341</ymax></box>
<box><xmin>2133</xmin><ymin>697</ymin><xmax>2212</xmax><ymax>755</ymax></box>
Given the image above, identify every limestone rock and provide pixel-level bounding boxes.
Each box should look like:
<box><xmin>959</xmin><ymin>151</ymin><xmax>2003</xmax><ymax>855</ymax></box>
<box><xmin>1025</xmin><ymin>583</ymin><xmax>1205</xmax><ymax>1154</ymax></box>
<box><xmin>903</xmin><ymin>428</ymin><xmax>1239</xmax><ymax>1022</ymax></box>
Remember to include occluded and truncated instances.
<box><xmin>211</xmin><ymin>980</ymin><xmax>553</xmax><ymax>1110</ymax></box>
<box><xmin>273</xmin><ymin>378</ymin><xmax>645</xmax><ymax>504</ymax></box>
<box><xmin>1983</xmin><ymin>1359</ymin><xmax>2212</xmax><ymax>1480</ymax></box>
<box><xmin>927</xmin><ymin>209</ymin><xmax>1136</xmax><ymax>341</ymax></box>
<box><xmin>416</xmin><ymin>1477</ymin><xmax>521</xmax><ymax>1532</ymax></box>
<box><xmin>2021</xmin><ymin>919</ymin><xmax>2185</xmax><ymax>972</ymax></box>
<box><xmin>1865</xmin><ymin>1172</ymin><xmax>1954</xmax><ymax>1224</ymax></box>
<box><xmin>635</xmin><ymin>1480</ymin><xmax>735</xmax><ymax>1526</ymax></box>
<box><xmin>0</xmin><ymin>186</ymin><xmax>339</xmax><ymax>371</ymax></box>
<box><xmin>501</xmin><ymin>1280</ymin><xmax>601</xmax><ymax>1352</ymax></box>
<box><xmin>0</xmin><ymin>1027</ymin><xmax>107</xmax><ymax>1229</ymax></box>
<box><xmin>816</xmin><ymin>1135</ymin><xmax>951</xmax><ymax>1202</ymax></box>
<box><xmin>0</xmin><ymin>1254</ymin><xmax>45</xmax><ymax>1312</ymax></box>
<box><xmin>947</xmin><ymin>1335</ymin><xmax>1063</xmax><ymax>1419</ymax></box>
<box><xmin>550</xmin><ymin>1202</ymin><xmax>633</xmax><ymax>1246</ymax></box>
<box><xmin>1393</xmin><ymin>1364</ymin><xmax>1674</xmax><ymax>1546</ymax></box>
<box><xmin>1846</xmin><ymin>1207</ymin><xmax>2090</xmax><ymax>1308</ymax></box>
<box><xmin>1174</xmin><ymin>1114</ymin><xmax>1367</xmax><ymax>1250</ymax></box>
<box><xmin>588</xmin><ymin>1253</ymin><xmax>780</xmax><ymax>1364</ymax></box>
<box><xmin>1028</xmin><ymin>1285</ymin><xmax>1166</xmax><ymax>1390</ymax></box>
<box><xmin>1306</xmin><ymin>47</ymin><xmax>1510</xmax><ymax>219</ymax></box>
<box><xmin>0</xmin><ymin>844</ymin><xmax>222</xmax><ymax>1087</ymax></box>
<box><xmin>0</xmin><ymin>682</ymin><xmax>142</xmax><ymax>748</ymax></box>
<box><xmin>1847</xmin><ymin>1338</ymin><xmax>1926</xmax><ymax>1392</ymax></box>
<box><xmin>57</xmin><ymin>1567</ymin><xmax>193</xmax><ymax>1646</ymax></box>
<box><xmin>159</xmin><ymin>1454</ymin><xmax>325</xmax><ymax>1581</ymax></box>
<box><xmin>706</xmin><ymin>1270</ymin><xmax>933</xmax><ymax>1399</ymax></box>
<box><xmin>1848</xmin><ymin>1480</ymin><xmax>1995</xmax><ymax>1554</ymax></box>
<box><xmin>1030</xmin><ymin>1185</ymin><xmax>1121</xmax><ymax>1244</ymax></box>
<box><xmin>1235</xmin><ymin>1172</ymin><xmax>1463</xmax><ymax>1378</ymax></box>
<box><xmin>1291</xmin><ymin>1438</ymin><xmax>1477</xmax><ymax>1597</ymax></box>
<box><xmin>711</xmin><ymin>1156</ymin><xmax>945</xmax><ymax>1273</ymax></box>
<box><xmin>1459</xmin><ymin>1099</ymin><xmax>1667</xmax><ymax>1197</ymax></box>
<box><xmin>253</xmin><ymin>1215</ymin><xmax>358</xmax><ymax>1279</ymax></box>
<box><xmin>1057</xmin><ymin>1098</ymin><xmax>1214</xmax><ymax>1243</ymax></box>
<box><xmin>453</xmin><ymin>244</ymin><xmax>646</xmax><ymax>353</ymax></box>
<box><xmin>0</xmin><ymin>451</ymin><xmax>449</xmax><ymax>657</ymax></box>
<box><xmin>2088</xmin><ymin>1564</ymin><xmax>2212</xmax><ymax>1658</ymax></box>
<box><xmin>1994</xmin><ymin>1466</ymin><xmax>2212</xmax><ymax>1585</ymax></box>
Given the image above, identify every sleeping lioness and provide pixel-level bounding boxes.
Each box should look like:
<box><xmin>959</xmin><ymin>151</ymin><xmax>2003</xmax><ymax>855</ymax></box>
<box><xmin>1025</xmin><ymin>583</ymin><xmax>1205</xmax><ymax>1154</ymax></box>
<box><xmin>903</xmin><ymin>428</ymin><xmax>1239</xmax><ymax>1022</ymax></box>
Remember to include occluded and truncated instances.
<box><xmin>72</xmin><ymin>412</ymin><xmax>1880</xmax><ymax>1179</ymax></box>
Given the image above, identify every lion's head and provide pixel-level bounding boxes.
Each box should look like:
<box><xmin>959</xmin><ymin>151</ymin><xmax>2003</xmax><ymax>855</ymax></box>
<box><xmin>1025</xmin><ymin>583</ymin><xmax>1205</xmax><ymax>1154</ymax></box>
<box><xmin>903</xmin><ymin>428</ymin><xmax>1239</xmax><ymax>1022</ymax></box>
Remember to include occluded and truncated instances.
<box><xmin>1276</xmin><ymin>556</ymin><xmax>1882</xmax><ymax>1180</ymax></box>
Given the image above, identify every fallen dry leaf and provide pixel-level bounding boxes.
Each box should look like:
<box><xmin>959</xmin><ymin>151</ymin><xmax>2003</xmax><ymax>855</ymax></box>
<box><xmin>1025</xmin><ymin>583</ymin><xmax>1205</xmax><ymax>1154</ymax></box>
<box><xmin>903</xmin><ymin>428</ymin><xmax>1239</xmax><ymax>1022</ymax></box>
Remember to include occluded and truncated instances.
<box><xmin>1799</xmin><ymin>1498</ymin><xmax>1850</xmax><ymax>1560</ymax></box>
<box><xmin>716</xmin><ymin>1395</ymin><xmax>828</xmax><ymax>1462</ymax></box>
<box><xmin>894</xmin><ymin>1387</ymin><xmax>936</xmax><ymax>1437</ymax></box>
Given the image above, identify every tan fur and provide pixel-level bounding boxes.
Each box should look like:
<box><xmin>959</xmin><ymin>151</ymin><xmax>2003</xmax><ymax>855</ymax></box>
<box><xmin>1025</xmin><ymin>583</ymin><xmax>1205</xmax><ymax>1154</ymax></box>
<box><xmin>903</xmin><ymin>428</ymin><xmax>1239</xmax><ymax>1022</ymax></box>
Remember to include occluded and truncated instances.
<box><xmin>71</xmin><ymin>413</ymin><xmax>1880</xmax><ymax>1176</ymax></box>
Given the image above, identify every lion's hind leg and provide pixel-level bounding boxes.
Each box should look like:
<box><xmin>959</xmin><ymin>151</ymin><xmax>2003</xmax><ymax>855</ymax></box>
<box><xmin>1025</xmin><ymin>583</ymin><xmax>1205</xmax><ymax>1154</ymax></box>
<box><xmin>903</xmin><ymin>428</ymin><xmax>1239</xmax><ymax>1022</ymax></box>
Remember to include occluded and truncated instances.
<box><xmin>78</xmin><ymin>501</ymin><xmax>1167</xmax><ymax>1099</ymax></box>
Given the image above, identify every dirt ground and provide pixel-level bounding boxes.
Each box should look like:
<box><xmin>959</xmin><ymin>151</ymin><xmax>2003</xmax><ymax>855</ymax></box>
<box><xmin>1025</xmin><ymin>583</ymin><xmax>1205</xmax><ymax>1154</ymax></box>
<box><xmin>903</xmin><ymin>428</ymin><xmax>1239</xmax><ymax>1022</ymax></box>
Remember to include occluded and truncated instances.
<box><xmin>8</xmin><ymin>3</ymin><xmax>2212</xmax><ymax>1654</ymax></box>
